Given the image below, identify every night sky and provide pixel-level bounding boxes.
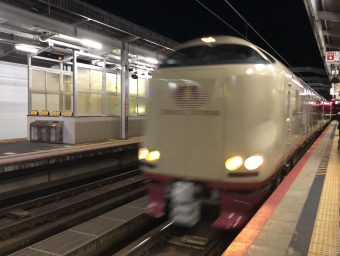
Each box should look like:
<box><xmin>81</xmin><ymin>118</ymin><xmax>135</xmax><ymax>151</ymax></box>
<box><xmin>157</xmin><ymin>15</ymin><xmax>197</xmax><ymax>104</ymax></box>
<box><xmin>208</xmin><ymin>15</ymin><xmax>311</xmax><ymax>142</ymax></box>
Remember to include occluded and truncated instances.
<box><xmin>83</xmin><ymin>0</ymin><xmax>324</xmax><ymax>70</ymax></box>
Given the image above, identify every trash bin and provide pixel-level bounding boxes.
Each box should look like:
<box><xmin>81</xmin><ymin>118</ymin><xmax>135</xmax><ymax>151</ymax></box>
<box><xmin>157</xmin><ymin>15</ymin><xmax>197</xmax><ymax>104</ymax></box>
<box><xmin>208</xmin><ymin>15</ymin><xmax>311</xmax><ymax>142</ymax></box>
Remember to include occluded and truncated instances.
<box><xmin>30</xmin><ymin>120</ymin><xmax>63</xmax><ymax>143</ymax></box>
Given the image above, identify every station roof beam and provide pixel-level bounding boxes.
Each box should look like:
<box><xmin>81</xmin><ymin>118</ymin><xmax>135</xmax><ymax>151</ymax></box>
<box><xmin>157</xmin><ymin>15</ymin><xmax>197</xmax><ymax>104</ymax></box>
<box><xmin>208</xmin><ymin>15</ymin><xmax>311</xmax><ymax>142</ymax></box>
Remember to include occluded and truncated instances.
<box><xmin>0</xmin><ymin>44</ymin><xmax>15</xmax><ymax>58</ymax></box>
<box><xmin>317</xmin><ymin>11</ymin><xmax>340</xmax><ymax>22</ymax></box>
<box><xmin>290</xmin><ymin>67</ymin><xmax>327</xmax><ymax>75</ymax></box>
<box><xmin>291</xmin><ymin>65</ymin><xmax>331</xmax><ymax>98</ymax></box>
<box><xmin>0</xmin><ymin>0</ymin><xmax>180</xmax><ymax>55</ymax></box>
<box><xmin>0</xmin><ymin>31</ymin><xmax>48</xmax><ymax>48</ymax></box>
<box><xmin>306</xmin><ymin>83</ymin><xmax>331</xmax><ymax>92</ymax></box>
<box><xmin>300</xmin><ymin>76</ymin><xmax>330</xmax><ymax>82</ymax></box>
<box><xmin>304</xmin><ymin>0</ymin><xmax>340</xmax><ymax>80</ymax></box>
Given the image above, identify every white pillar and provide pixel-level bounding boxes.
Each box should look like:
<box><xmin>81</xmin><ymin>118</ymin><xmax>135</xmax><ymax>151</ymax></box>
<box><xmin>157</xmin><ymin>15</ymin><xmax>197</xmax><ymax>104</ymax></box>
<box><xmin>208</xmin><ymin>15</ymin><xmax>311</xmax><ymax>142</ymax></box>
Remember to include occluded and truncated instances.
<box><xmin>27</xmin><ymin>55</ymin><xmax>32</xmax><ymax>114</ymax></box>
<box><xmin>120</xmin><ymin>42</ymin><xmax>129</xmax><ymax>139</ymax></box>
<box><xmin>72</xmin><ymin>50</ymin><xmax>78</xmax><ymax>116</ymax></box>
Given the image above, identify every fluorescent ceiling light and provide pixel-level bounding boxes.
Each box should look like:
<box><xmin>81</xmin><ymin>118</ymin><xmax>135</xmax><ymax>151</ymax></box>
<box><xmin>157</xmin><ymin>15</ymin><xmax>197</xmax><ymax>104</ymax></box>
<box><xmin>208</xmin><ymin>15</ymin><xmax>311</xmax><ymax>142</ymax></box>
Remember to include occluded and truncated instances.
<box><xmin>58</xmin><ymin>34</ymin><xmax>78</xmax><ymax>41</ymax></box>
<box><xmin>15</xmin><ymin>44</ymin><xmax>39</xmax><ymax>53</ymax></box>
<box><xmin>96</xmin><ymin>61</ymin><xmax>105</xmax><ymax>67</ymax></box>
<box><xmin>81</xmin><ymin>39</ymin><xmax>102</xmax><ymax>49</ymax></box>
<box><xmin>145</xmin><ymin>57</ymin><xmax>158</xmax><ymax>64</ymax></box>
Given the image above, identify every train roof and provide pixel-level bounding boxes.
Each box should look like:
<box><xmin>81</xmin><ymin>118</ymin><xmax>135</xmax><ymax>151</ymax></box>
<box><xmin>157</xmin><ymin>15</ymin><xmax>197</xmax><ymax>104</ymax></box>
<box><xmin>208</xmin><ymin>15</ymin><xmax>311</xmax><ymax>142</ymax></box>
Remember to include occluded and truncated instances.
<box><xmin>173</xmin><ymin>36</ymin><xmax>329</xmax><ymax>103</ymax></box>
<box><xmin>176</xmin><ymin>36</ymin><xmax>254</xmax><ymax>50</ymax></box>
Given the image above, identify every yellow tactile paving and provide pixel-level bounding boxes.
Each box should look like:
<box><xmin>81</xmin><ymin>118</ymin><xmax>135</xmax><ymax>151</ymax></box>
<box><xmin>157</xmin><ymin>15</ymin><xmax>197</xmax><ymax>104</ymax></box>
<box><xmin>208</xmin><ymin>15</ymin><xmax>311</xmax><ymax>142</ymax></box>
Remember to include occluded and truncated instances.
<box><xmin>308</xmin><ymin>134</ymin><xmax>340</xmax><ymax>256</ymax></box>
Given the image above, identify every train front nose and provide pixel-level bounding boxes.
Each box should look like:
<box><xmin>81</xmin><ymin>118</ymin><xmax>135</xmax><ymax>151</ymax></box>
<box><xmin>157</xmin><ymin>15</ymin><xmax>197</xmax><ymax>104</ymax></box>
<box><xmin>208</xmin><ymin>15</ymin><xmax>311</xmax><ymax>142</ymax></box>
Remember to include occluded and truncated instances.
<box><xmin>143</xmin><ymin>67</ymin><xmax>228</xmax><ymax>222</ymax></box>
<box><xmin>145</xmin><ymin>67</ymin><xmax>227</xmax><ymax>181</ymax></box>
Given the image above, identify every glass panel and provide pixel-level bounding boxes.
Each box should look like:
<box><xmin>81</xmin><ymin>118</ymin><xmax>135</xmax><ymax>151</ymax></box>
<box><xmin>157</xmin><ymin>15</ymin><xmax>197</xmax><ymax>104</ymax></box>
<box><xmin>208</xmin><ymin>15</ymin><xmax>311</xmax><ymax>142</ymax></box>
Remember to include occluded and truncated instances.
<box><xmin>46</xmin><ymin>72</ymin><xmax>60</xmax><ymax>92</ymax></box>
<box><xmin>129</xmin><ymin>77</ymin><xmax>138</xmax><ymax>95</ymax></box>
<box><xmin>117</xmin><ymin>95</ymin><xmax>121</xmax><ymax>116</ymax></box>
<box><xmin>107</xmin><ymin>94</ymin><xmax>116</xmax><ymax>115</ymax></box>
<box><xmin>63</xmin><ymin>94</ymin><xmax>73</xmax><ymax>111</ymax></box>
<box><xmin>77</xmin><ymin>68</ymin><xmax>90</xmax><ymax>90</ymax></box>
<box><xmin>63</xmin><ymin>75</ymin><xmax>73</xmax><ymax>92</ymax></box>
<box><xmin>47</xmin><ymin>94</ymin><xmax>60</xmax><ymax>112</ymax></box>
<box><xmin>32</xmin><ymin>70</ymin><xmax>46</xmax><ymax>90</ymax></box>
<box><xmin>106</xmin><ymin>73</ymin><xmax>117</xmax><ymax>93</ymax></box>
<box><xmin>129</xmin><ymin>96</ymin><xmax>137</xmax><ymax>115</ymax></box>
<box><xmin>32</xmin><ymin>93</ymin><xmax>46</xmax><ymax>111</ymax></box>
<box><xmin>50</xmin><ymin>63</ymin><xmax>60</xmax><ymax>70</ymax></box>
<box><xmin>138</xmin><ymin>97</ymin><xmax>146</xmax><ymax>115</ymax></box>
<box><xmin>117</xmin><ymin>75</ymin><xmax>121</xmax><ymax>93</ymax></box>
<box><xmin>259</xmin><ymin>49</ymin><xmax>276</xmax><ymax>63</ymax></box>
<box><xmin>159</xmin><ymin>44</ymin><xmax>269</xmax><ymax>68</ymax></box>
<box><xmin>77</xmin><ymin>93</ymin><xmax>90</xmax><ymax>115</ymax></box>
<box><xmin>90</xmin><ymin>70</ymin><xmax>103</xmax><ymax>91</ymax></box>
<box><xmin>138</xmin><ymin>78</ymin><xmax>147</xmax><ymax>96</ymax></box>
<box><xmin>90</xmin><ymin>94</ymin><xmax>103</xmax><ymax>115</ymax></box>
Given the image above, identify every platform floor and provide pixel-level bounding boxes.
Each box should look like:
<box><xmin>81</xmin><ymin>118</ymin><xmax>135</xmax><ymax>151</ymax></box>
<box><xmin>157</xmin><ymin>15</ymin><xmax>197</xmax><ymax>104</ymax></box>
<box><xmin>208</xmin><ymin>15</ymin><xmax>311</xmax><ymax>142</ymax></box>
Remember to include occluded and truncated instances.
<box><xmin>223</xmin><ymin>121</ymin><xmax>339</xmax><ymax>256</ymax></box>
<box><xmin>0</xmin><ymin>137</ymin><xmax>141</xmax><ymax>166</ymax></box>
<box><xmin>0</xmin><ymin>139</ymin><xmax>63</xmax><ymax>155</ymax></box>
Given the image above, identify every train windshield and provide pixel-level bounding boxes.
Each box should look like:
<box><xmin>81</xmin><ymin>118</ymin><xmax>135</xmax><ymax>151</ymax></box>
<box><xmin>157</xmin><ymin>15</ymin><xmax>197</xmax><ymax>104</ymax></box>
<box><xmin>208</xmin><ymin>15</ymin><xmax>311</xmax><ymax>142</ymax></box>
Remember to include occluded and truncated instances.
<box><xmin>159</xmin><ymin>44</ymin><xmax>269</xmax><ymax>68</ymax></box>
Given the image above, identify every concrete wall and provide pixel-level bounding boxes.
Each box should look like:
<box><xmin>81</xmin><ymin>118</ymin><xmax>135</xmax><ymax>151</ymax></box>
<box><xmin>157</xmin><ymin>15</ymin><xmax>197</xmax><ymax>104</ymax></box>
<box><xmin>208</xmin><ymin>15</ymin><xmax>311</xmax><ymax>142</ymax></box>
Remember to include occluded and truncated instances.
<box><xmin>27</xmin><ymin>116</ymin><xmax>145</xmax><ymax>144</ymax></box>
<box><xmin>0</xmin><ymin>61</ymin><xmax>28</xmax><ymax>140</ymax></box>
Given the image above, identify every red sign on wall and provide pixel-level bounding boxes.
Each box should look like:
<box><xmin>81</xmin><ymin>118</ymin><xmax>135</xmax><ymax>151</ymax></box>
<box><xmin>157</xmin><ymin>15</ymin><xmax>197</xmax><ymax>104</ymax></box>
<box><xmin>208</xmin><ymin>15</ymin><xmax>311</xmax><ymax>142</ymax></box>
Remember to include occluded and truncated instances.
<box><xmin>326</xmin><ymin>51</ymin><xmax>340</xmax><ymax>61</ymax></box>
<box><xmin>327</xmin><ymin>52</ymin><xmax>334</xmax><ymax>61</ymax></box>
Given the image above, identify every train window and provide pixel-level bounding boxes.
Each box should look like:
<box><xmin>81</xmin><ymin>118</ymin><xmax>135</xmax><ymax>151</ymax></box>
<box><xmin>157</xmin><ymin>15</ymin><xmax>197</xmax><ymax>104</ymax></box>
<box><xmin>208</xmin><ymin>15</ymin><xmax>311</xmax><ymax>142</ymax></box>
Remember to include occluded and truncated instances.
<box><xmin>258</xmin><ymin>49</ymin><xmax>276</xmax><ymax>63</ymax></box>
<box><xmin>159</xmin><ymin>44</ymin><xmax>270</xmax><ymax>68</ymax></box>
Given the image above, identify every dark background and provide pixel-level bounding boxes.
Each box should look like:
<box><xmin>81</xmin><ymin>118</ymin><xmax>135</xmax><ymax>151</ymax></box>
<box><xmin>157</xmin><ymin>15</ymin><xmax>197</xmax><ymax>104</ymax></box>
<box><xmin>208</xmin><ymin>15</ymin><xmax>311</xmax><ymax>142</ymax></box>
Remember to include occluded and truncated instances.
<box><xmin>82</xmin><ymin>0</ymin><xmax>324</xmax><ymax>70</ymax></box>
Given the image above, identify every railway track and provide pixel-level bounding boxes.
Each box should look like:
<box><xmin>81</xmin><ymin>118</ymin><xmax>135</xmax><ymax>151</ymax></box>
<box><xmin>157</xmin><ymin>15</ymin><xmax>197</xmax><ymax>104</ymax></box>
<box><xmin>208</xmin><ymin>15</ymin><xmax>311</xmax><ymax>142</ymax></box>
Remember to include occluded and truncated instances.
<box><xmin>109</xmin><ymin>133</ymin><xmax>323</xmax><ymax>256</ymax></box>
<box><xmin>114</xmin><ymin>219</ymin><xmax>236</xmax><ymax>256</ymax></box>
<box><xmin>0</xmin><ymin>168</ymin><xmax>146</xmax><ymax>256</ymax></box>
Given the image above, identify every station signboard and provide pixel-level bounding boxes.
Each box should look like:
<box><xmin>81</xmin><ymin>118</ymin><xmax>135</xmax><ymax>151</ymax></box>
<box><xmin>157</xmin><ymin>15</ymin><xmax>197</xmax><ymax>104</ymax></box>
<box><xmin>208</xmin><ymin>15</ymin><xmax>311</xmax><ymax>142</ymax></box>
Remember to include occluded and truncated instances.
<box><xmin>326</xmin><ymin>51</ymin><xmax>340</xmax><ymax>61</ymax></box>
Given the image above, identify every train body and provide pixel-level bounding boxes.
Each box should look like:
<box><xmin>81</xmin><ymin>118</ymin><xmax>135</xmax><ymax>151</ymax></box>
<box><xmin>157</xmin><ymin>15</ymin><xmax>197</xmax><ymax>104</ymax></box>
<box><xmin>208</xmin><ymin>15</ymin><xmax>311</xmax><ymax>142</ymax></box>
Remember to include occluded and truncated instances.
<box><xmin>139</xmin><ymin>36</ymin><xmax>330</xmax><ymax>229</ymax></box>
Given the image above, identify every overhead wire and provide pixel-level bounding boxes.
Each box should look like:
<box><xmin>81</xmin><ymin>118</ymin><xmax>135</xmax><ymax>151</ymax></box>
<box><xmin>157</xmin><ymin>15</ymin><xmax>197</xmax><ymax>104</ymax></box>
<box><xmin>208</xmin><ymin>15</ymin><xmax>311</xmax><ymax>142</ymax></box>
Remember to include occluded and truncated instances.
<box><xmin>223</xmin><ymin>0</ymin><xmax>322</xmax><ymax>91</ymax></box>
<box><xmin>195</xmin><ymin>0</ymin><xmax>247</xmax><ymax>40</ymax></box>
<box><xmin>195</xmin><ymin>0</ymin><xmax>319</xmax><ymax>92</ymax></box>
<box><xmin>223</xmin><ymin>0</ymin><xmax>297</xmax><ymax>70</ymax></box>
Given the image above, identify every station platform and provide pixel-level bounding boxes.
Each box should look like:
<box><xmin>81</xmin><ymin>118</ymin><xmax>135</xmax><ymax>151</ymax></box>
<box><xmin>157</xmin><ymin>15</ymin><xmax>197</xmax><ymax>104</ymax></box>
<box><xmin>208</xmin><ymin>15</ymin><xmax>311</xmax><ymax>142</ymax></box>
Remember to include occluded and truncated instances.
<box><xmin>0</xmin><ymin>137</ymin><xmax>141</xmax><ymax>173</ymax></box>
<box><xmin>223</xmin><ymin>121</ymin><xmax>339</xmax><ymax>256</ymax></box>
<box><xmin>0</xmin><ymin>137</ymin><xmax>141</xmax><ymax>202</ymax></box>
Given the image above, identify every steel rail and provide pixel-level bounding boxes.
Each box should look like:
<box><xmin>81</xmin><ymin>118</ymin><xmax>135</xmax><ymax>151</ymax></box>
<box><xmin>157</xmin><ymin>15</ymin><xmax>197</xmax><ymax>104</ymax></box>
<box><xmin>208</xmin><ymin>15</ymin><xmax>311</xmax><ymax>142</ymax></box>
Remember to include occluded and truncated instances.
<box><xmin>0</xmin><ymin>171</ymin><xmax>145</xmax><ymax>240</ymax></box>
<box><xmin>0</xmin><ymin>169</ymin><xmax>141</xmax><ymax>218</ymax></box>
<box><xmin>113</xmin><ymin>220</ymin><xmax>175</xmax><ymax>256</ymax></box>
<box><xmin>198</xmin><ymin>233</ymin><xmax>226</xmax><ymax>256</ymax></box>
<box><xmin>113</xmin><ymin>219</ymin><xmax>226</xmax><ymax>256</ymax></box>
<box><xmin>0</xmin><ymin>187</ymin><xmax>146</xmax><ymax>256</ymax></box>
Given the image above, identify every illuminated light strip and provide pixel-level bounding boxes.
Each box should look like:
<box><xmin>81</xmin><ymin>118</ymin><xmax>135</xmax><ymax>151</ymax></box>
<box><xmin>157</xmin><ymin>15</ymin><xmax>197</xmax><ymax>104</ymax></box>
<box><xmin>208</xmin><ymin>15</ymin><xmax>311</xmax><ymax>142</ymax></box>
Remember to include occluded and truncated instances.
<box><xmin>222</xmin><ymin>123</ymin><xmax>332</xmax><ymax>256</ymax></box>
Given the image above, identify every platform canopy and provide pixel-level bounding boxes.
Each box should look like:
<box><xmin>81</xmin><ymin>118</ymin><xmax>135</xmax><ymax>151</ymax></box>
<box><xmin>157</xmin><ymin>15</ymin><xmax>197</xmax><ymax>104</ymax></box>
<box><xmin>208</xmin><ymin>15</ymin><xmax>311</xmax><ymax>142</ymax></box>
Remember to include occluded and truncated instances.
<box><xmin>303</xmin><ymin>0</ymin><xmax>340</xmax><ymax>80</ymax></box>
<box><xmin>0</xmin><ymin>0</ymin><xmax>180</xmax><ymax>62</ymax></box>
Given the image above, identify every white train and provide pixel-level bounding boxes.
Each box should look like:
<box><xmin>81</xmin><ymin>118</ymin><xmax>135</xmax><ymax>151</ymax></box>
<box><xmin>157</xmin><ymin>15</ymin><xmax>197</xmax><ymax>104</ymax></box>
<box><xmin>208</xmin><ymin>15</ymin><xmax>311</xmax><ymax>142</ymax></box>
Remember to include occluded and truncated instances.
<box><xmin>139</xmin><ymin>36</ymin><xmax>330</xmax><ymax>229</ymax></box>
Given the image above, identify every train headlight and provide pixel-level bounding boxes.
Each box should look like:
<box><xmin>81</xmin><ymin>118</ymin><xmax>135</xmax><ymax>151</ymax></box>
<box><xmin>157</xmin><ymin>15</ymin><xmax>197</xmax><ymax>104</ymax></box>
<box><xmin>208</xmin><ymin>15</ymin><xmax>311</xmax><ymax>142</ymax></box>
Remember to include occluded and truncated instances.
<box><xmin>146</xmin><ymin>150</ymin><xmax>160</xmax><ymax>162</ymax></box>
<box><xmin>225</xmin><ymin>156</ymin><xmax>243</xmax><ymax>171</ymax></box>
<box><xmin>138</xmin><ymin>148</ymin><xmax>149</xmax><ymax>160</ymax></box>
<box><xmin>244</xmin><ymin>156</ymin><xmax>263</xmax><ymax>170</ymax></box>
